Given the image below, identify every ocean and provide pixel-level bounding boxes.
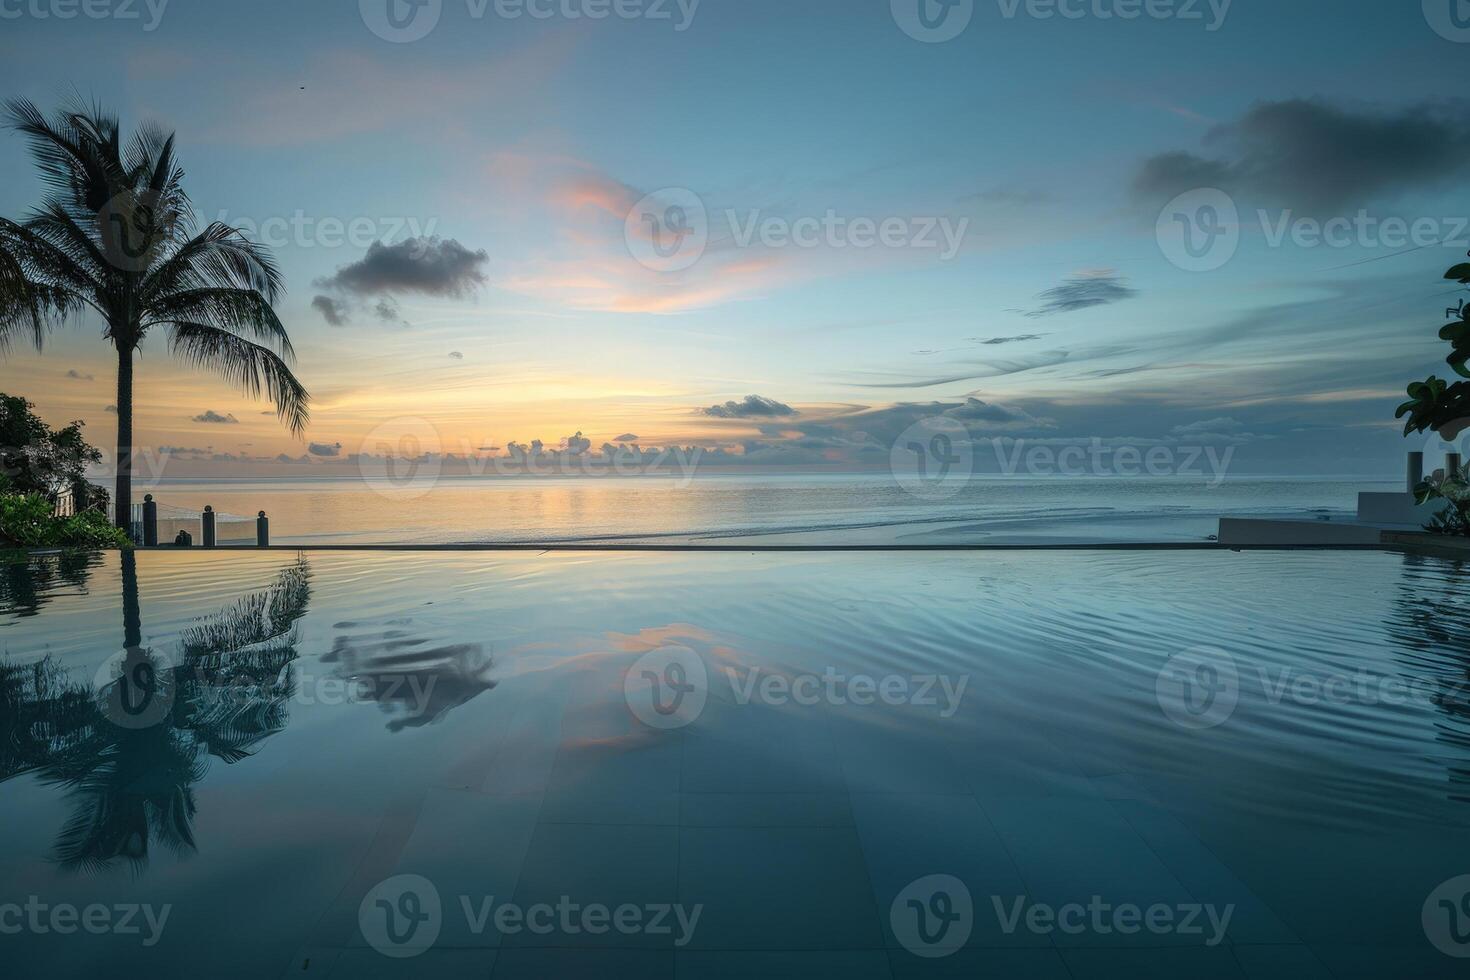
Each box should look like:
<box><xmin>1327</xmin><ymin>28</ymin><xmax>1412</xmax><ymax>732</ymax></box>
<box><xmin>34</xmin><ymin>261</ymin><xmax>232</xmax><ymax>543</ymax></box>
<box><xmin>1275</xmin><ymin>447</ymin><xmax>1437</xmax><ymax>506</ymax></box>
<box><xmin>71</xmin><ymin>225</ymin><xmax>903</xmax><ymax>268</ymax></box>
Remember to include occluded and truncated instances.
<box><xmin>129</xmin><ymin>473</ymin><xmax>1400</xmax><ymax>546</ymax></box>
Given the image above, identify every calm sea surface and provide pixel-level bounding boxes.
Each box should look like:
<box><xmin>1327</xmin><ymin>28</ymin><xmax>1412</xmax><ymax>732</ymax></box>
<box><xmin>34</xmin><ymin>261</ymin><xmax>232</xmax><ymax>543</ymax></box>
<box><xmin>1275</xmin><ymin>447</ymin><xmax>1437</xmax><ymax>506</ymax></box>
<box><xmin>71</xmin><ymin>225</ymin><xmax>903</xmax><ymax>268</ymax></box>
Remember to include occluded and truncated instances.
<box><xmin>1</xmin><ymin>549</ymin><xmax>1467</xmax><ymax>976</ymax></box>
<box><xmin>134</xmin><ymin>473</ymin><xmax>1399</xmax><ymax>546</ymax></box>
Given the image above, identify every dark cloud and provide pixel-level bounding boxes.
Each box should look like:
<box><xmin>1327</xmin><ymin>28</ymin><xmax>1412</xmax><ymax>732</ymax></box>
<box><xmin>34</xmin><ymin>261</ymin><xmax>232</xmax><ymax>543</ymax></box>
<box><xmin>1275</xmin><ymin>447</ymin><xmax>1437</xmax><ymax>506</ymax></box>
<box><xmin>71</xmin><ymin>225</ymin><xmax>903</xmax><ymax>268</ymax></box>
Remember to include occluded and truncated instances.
<box><xmin>448</xmin><ymin>351</ymin><xmax>464</xmax><ymax>360</ymax></box>
<box><xmin>65</xmin><ymin>369</ymin><xmax>94</xmax><ymax>381</ymax></box>
<box><xmin>192</xmin><ymin>410</ymin><xmax>239</xmax><ymax>424</ymax></box>
<box><xmin>373</xmin><ymin>298</ymin><xmax>407</xmax><ymax>326</ymax></box>
<box><xmin>563</xmin><ymin>432</ymin><xmax>592</xmax><ymax>455</ymax></box>
<box><xmin>974</xmin><ymin>334</ymin><xmax>1044</xmax><ymax>346</ymax></box>
<box><xmin>104</xmin><ymin>404</ymin><xmax>116</xmax><ymax>413</ymax></box>
<box><xmin>1026</xmin><ymin>273</ymin><xmax>1138</xmax><ymax>318</ymax></box>
<box><xmin>722</xmin><ymin>398</ymin><xmax>1054</xmax><ymax>465</ymax></box>
<box><xmin>614</xmin><ymin>433</ymin><xmax>639</xmax><ymax>442</ymax></box>
<box><xmin>316</xmin><ymin>237</ymin><xmax>489</xmax><ymax>299</ymax></box>
<box><xmin>1133</xmin><ymin>99</ymin><xmax>1470</xmax><ymax>214</ymax></box>
<box><xmin>703</xmin><ymin>395</ymin><xmax>799</xmax><ymax>419</ymax></box>
<box><xmin>945</xmin><ymin>397</ymin><xmax>1042</xmax><ymax>425</ymax></box>
<box><xmin>964</xmin><ymin>187</ymin><xmax>1051</xmax><ymax>206</ymax></box>
<box><xmin>308</xmin><ymin>442</ymin><xmax>343</xmax><ymax>458</ymax></box>
<box><xmin>312</xmin><ymin>295</ymin><xmax>349</xmax><ymax>326</ymax></box>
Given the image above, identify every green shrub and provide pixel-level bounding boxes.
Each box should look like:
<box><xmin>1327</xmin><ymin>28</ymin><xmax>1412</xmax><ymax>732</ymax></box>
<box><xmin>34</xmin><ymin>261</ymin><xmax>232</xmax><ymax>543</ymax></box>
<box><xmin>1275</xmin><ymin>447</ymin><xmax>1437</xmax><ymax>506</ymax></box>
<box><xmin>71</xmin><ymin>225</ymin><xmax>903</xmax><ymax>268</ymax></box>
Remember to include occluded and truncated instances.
<box><xmin>0</xmin><ymin>492</ymin><xmax>131</xmax><ymax>550</ymax></box>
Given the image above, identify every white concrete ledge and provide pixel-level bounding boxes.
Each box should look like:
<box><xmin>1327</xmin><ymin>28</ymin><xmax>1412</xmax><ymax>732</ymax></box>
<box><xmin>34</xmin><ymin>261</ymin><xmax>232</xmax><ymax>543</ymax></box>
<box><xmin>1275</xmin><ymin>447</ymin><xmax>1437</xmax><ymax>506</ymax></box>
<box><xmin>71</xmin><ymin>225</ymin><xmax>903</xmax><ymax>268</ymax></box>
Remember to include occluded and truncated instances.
<box><xmin>1357</xmin><ymin>492</ymin><xmax>1447</xmax><ymax>526</ymax></box>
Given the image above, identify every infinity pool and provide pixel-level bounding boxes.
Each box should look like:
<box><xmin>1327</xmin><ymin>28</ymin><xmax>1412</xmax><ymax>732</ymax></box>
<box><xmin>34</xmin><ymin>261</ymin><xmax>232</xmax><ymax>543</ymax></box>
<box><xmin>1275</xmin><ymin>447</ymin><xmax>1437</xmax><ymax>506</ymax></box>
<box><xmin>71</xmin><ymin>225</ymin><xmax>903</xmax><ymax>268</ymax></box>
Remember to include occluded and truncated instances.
<box><xmin>1</xmin><ymin>549</ymin><xmax>1468</xmax><ymax>977</ymax></box>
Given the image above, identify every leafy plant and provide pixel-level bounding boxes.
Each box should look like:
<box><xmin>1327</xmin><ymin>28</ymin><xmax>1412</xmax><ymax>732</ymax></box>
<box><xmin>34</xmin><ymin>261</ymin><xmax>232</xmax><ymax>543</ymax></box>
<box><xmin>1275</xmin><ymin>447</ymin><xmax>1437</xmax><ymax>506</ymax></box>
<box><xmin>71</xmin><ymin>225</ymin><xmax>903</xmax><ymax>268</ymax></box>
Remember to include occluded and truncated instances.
<box><xmin>0</xmin><ymin>392</ymin><xmax>105</xmax><ymax>506</ymax></box>
<box><xmin>1397</xmin><ymin>256</ymin><xmax>1470</xmax><ymax>441</ymax></box>
<box><xmin>1415</xmin><ymin>462</ymin><xmax>1470</xmax><ymax>537</ymax></box>
<box><xmin>0</xmin><ymin>489</ymin><xmax>131</xmax><ymax>548</ymax></box>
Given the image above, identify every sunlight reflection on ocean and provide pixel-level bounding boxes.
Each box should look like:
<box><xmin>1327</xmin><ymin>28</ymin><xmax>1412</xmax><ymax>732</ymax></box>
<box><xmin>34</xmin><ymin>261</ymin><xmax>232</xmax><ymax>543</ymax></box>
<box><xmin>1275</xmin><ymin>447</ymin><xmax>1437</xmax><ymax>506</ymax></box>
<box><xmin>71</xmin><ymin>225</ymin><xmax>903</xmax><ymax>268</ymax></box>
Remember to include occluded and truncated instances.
<box><xmin>133</xmin><ymin>473</ymin><xmax>1396</xmax><ymax>546</ymax></box>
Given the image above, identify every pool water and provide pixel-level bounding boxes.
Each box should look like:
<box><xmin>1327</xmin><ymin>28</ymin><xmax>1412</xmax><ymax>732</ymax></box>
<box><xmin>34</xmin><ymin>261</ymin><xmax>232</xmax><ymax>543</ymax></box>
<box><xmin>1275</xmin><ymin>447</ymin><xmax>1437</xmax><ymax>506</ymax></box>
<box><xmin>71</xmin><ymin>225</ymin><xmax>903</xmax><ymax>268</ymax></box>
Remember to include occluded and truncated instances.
<box><xmin>1</xmin><ymin>549</ymin><xmax>1468</xmax><ymax>978</ymax></box>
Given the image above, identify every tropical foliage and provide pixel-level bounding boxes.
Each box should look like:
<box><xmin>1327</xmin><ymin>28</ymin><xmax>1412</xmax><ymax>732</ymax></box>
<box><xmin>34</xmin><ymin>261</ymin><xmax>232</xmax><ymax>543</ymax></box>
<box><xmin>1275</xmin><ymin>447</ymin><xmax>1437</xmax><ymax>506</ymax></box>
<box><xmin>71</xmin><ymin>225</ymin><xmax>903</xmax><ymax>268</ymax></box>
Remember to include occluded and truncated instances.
<box><xmin>1396</xmin><ymin>256</ymin><xmax>1470</xmax><ymax>536</ymax></box>
<box><xmin>0</xmin><ymin>391</ymin><xmax>105</xmax><ymax>504</ymax></box>
<box><xmin>1397</xmin><ymin>256</ymin><xmax>1470</xmax><ymax>441</ymax></box>
<box><xmin>0</xmin><ymin>391</ymin><xmax>127</xmax><ymax>547</ymax></box>
<box><xmin>0</xmin><ymin>486</ymin><xmax>131</xmax><ymax>548</ymax></box>
<box><xmin>1414</xmin><ymin>461</ymin><xmax>1470</xmax><ymax>537</ymax></box>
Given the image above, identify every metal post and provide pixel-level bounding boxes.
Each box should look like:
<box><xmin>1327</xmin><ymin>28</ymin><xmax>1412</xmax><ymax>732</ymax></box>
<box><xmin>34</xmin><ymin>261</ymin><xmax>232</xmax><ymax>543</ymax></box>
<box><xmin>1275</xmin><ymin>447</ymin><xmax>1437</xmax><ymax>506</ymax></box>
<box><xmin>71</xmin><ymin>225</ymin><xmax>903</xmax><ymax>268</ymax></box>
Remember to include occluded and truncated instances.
<box><xmin>1449</xmin><ymin>452</ymin><xmax>1463</xmax><ymax>478</ymax></box>
<box><xmin>202</xmin><ymin>505</ymin><xmax>216</xmax><ymax>548</ymax></box>
<box><xmin>257</xmin><ymin>511</ymin><xmax>269</xmax><ymax>547</ymax></box>
<box><xmin>143</xmin><ymin>494</ymin><xmax>158</xmax><ymax>547</ymax></box>
<box><xmin>1407</xmin><ymin>452</ymin><xmax>1424</xmax><ymax>492</ymax></box>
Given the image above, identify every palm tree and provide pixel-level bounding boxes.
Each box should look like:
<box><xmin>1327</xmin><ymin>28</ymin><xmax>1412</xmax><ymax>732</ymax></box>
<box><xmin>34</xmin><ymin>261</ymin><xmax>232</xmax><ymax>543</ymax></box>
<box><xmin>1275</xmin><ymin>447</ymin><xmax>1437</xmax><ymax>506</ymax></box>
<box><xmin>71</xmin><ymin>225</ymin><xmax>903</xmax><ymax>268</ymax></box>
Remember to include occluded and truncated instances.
<box><xmin>0</xmin><ymin>98</ymin><xmax>308</xmax><ymax>529</ymax></box>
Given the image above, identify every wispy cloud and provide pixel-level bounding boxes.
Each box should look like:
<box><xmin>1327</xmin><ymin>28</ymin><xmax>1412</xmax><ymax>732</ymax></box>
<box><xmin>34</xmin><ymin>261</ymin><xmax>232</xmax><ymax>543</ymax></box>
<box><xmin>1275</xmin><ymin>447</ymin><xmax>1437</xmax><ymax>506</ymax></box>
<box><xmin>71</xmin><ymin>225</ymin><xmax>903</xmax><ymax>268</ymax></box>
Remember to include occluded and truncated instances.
<box><xmin>1025</xmin><ymin>271</ymin><xmax>1138</xmax><ymax>318</ymax></box>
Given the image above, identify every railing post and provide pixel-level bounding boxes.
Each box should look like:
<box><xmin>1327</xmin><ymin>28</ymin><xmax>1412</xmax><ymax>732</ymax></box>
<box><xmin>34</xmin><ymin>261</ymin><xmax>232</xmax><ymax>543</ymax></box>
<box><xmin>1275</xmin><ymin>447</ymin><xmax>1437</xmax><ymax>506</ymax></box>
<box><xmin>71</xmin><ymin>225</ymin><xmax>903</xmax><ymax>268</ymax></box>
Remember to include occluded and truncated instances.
<box><xmin>1449</xmin><ymin>452</ymin><xmax>1463</xmax><ymax>478</ymax></box>
<box><xmin>202</xmin><ymin>505</ymin><xmax>216</xmax><ymax>548</ymax></box>
<box><xmin>143</xmin><ymin>494</ymin><xmax>158</xmax><ymax>547</ymax></box>
<box><xmin>257</xmin><ymin>511</ymin><xmax>269</xmax><ymax>547</ymax></box>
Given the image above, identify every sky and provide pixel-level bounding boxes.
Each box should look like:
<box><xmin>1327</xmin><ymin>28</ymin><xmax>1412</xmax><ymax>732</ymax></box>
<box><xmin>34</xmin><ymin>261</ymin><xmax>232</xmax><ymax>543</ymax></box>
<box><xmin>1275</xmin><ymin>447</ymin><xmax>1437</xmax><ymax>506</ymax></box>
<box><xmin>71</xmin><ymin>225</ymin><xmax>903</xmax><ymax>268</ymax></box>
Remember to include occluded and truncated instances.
<box><xmin>1</xmin><ymin>0</ymin><xmax>1468</xmax><ymax>476</ymax></box>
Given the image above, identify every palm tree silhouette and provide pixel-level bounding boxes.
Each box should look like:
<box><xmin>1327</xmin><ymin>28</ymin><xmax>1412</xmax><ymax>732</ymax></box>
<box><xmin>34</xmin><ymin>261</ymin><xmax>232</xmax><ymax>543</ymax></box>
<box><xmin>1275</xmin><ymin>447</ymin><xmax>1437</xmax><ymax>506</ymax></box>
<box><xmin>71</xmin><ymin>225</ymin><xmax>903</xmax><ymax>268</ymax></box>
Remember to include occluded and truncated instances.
<box><xmin>0</xmin><ymin>555</ymin><xmax>313</xmax><ymax>873</ymax></box>
<box><xmin>0</xmin><ymin>98</ymin><xmax>308</xmax><ymax>528</ymax></box>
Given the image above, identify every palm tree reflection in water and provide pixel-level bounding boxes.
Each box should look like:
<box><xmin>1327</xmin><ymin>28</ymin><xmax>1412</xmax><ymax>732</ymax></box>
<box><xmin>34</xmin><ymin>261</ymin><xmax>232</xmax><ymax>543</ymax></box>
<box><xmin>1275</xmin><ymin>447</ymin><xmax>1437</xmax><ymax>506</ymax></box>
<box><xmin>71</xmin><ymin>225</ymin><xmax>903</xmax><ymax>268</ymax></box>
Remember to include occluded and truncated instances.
<box><xmin>0</xmin><ymin>553</ymin><xmax>312</xmax><ymax>873</ymax></box>
<box><xmin>1387</xmin><ymin>554</ymin><xmax>1470</xmax><ymax>804</ymax></box>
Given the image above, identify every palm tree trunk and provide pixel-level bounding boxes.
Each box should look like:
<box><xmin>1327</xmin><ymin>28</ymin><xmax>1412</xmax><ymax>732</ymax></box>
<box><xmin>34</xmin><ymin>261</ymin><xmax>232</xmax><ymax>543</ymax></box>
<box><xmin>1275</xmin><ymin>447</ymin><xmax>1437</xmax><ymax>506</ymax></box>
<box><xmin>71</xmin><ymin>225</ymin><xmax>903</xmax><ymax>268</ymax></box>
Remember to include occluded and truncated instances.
<box><xmin>114</xmin><ymin>343</ymin><xmax>133</xmax><ymax>532</ymax></box>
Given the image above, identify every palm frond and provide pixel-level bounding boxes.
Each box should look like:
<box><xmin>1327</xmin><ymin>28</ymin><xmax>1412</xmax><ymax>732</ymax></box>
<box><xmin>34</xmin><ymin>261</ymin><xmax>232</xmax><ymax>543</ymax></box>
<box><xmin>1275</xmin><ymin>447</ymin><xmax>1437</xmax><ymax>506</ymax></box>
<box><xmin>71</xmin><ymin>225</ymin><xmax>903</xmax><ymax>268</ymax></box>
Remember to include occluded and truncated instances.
<box><xmin>167</xmin><ymin>322</ymin><xmax>309</xmax><ymax>434</ymax></box>
<box><xmin>144</xmin><ymin>288</ymin><xmax>295</xmax><ymax>358</ymax></box>
<box><xmin>144</xmin><ymin>223</ymin><xmax>282</xmax><ymax>303</ymax></box>
<box><xmin>0</xmin><ymin>221</ymin><xmax>95</xmax><ymax>350</ymax></box>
